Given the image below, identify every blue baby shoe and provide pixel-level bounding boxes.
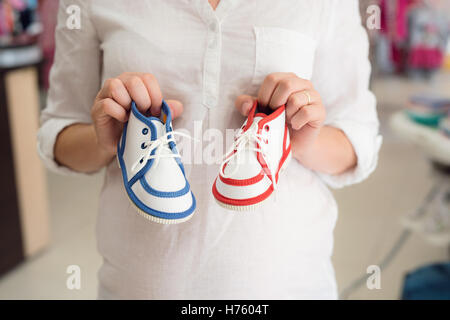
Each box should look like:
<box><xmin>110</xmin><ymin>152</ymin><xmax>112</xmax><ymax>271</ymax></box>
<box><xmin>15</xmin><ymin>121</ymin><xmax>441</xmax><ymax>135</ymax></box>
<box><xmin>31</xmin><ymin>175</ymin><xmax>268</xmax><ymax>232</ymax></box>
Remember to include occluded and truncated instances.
<box><xmin>117</xmin><ymin>101</ymin><xmax>196</xmax><ymax>224</ymax></box>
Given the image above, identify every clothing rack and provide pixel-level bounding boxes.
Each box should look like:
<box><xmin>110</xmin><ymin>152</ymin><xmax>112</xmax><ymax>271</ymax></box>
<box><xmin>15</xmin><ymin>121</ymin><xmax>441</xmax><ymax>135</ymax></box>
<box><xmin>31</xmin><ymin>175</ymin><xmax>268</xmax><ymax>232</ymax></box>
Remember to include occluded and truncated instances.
<box><xmin>374</xmin><ymin>0</ymin><xmax>449</xmax><ymax>76</ymax></box>
<box><xmin>0</xmin><ymin>0</ymin><xmax>40</xmax><ymax>48</ymax></box>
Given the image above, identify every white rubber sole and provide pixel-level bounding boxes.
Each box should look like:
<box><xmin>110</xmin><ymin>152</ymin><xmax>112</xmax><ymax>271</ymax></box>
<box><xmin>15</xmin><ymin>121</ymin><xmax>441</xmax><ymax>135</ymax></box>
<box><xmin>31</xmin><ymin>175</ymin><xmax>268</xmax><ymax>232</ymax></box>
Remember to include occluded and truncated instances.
<box><xmin>127</xmin><ymin>194</ymin><xmax>194</xmax><ymax>225</ymax></box>
<box><xmin>214</xmin><ymin>192</ymin><xmax>274</xmax><ymax>211</ymax></box>
<box><xmin>215</xmin><ymin>152</ymin><xmax>292</xmax><ymax>212</ymax></box>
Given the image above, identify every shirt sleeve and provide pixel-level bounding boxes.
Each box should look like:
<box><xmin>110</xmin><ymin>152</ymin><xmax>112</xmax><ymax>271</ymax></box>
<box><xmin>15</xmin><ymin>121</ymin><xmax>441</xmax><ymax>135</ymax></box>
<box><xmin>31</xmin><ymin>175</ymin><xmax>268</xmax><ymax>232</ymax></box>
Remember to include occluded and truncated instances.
<box><xmin>37</xmin><ymin>0</ymin><xmax>101</xmax><ymax>175</ymax></box>
<box><xmin>311</xmin><ymin>0</ymin><xmax>383</xmax><ymax>189</ymax></box>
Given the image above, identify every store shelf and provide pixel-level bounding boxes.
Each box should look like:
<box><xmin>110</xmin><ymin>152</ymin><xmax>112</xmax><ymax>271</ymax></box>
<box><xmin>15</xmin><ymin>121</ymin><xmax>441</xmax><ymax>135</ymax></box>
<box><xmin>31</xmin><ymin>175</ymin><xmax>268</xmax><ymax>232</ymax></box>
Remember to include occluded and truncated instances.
<box><xmin>0</xmin><ymin>45</ymin><xmax>42</xmax><ymax>69</ymax></box>
<box><xmin>390</xmin><ymin>111</ymin><xmax>450</xmax><ymax>166</ymax></box>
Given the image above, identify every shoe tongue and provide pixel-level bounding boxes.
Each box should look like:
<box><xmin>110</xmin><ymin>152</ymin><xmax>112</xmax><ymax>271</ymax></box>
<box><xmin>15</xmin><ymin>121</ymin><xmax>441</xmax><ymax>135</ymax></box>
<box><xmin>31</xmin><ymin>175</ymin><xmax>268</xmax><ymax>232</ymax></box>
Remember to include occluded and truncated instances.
<box><xmin>245</xmin><ymin>102</ymin><xmax>267</xmax><ymax>131</ymax></box>
<box><xmin>150</xmin><ymin>119</ymin><xmax>174</xmax><ymax>157</ymax></box>
<box><xmin>244</xmin><ymin>115</ymin><xmax>264</xmax><ymax>133</ymax></box>
<box><xmin>223</xmin><ymin>116</ymin><xmax>264</xmax><ymax>178</ymax></box>
<box><xmin>253</xmin><ymin>116</ymin><xmax>264</xmax><ymax>126</ymax></box>
<box><xmin>151</xmin><ymin>119</ymin><xmax>165</xmax><ymax>138</ymax></box>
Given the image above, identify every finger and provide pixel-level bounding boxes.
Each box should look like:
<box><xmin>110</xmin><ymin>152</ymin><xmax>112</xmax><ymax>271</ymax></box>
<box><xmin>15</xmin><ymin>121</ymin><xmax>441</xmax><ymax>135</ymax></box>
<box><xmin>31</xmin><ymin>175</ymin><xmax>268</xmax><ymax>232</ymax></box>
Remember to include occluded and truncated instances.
<box><xmin>98</xmin><ymin>98</ymin><xmax>129</xmax><ymax>123</ymax></box>
<box><xmin>235</xmin><ymin>94</ymin><xmax>255</xmax><ymax>116</ymax></box>
<box><xmin>165</xmin><ymin>99</ymin><xmax>184</xmax><ymax>120</ymax></box>
<box><xmin>269</xmin><ymin>77</ymin><xmax>313</xmax><ymax>110</ymax></box>
<box><xmin>290</xmin><ymin>105</ymin><xmax>323</xmax><ymax>130</ymax></box>
<box><xmin>285</xmin><ymin>90</ymin><xmax>318</xmax><ymax>122</ymax></box>
<box><xmin>140</xmin><ymin>74</ymin><xmax>163</xmax><ymax>117</ymax></box>
<box><xmin>121</xmin><ymin>75</ymin><xmax>151</xmax><ymax>113</ymax></box>
<box><xmin>97</xmin><ymin>78</ymin><xmax>132</xmax><ymax>109</ymax></box>
<box><xmin>257</xmin><ymin>73</ymin><xmax>291</xmax><ymax>109</ymax></box>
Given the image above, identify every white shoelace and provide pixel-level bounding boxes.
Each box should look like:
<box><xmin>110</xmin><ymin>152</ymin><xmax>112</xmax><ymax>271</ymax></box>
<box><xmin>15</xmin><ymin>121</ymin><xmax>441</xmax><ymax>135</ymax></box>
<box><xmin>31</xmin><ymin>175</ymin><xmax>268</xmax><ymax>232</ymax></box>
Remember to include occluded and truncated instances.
<box><xmin>131</xmin><ymin>131</ymin><xmax>193</xmax><ymax>174</ymax></box>
<box><xmin>220</xmin><ymin>125</ymin><xmax>278</xmax><ymax>192</ymax></box>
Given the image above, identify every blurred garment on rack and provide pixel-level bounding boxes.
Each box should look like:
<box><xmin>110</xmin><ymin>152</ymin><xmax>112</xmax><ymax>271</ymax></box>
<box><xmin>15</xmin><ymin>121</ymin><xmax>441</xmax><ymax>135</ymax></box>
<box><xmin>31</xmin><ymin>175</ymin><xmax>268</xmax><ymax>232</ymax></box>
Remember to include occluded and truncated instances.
<box><xmin>378</xmin><ymin>0</ymin><xmax>413</xmax><ymax>73</ymax></box>
<box><xmin>38</xmin><ymin>0</ymin><xmax>58</xmax><ymax>89</ymax></box>
<box><xmin>407</xmin><ymin>3</ymin><xmax>448</xmax><ymax>73</ymax></box>
<box><xmin>402</xmin><ymin>262</ymin><xmax>450</xmax><ymax>300</ymax></box>
<box><xmin>376</xmin><ymin>0</ymin><xmax>449</xmax><ymax>76</ymax></box>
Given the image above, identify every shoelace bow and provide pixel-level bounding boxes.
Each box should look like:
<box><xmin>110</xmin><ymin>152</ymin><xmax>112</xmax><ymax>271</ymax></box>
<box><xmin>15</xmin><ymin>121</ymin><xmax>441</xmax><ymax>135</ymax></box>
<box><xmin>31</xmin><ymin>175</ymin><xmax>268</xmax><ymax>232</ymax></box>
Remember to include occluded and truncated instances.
<box><xmin>220</xmin><ymin>125</ymin><xmax>279</xmax><ymax>193</ymax></box>
<box><xmin>131</xmin><ymin>131</ymin><xmax>194</xmax><ymax>174</ymax></box>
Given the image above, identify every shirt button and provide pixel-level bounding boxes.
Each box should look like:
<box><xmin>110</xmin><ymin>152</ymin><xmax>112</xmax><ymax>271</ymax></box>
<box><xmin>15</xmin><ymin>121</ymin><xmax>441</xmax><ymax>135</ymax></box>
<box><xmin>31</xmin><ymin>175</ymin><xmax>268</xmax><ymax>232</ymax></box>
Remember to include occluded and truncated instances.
<box><xmin>208</xmin><ymin>37</ymin><xmax>218</xmax><ymax>49</ymax></box>
<box><xmin>206</xmin><ymin>96</ymin><xmax>216</xmax><ymax>106</ymax></box>
<box><xmin>209</xmin><ymin>21</ymin><xmax>219</xmax><ymax>32</ymax></box>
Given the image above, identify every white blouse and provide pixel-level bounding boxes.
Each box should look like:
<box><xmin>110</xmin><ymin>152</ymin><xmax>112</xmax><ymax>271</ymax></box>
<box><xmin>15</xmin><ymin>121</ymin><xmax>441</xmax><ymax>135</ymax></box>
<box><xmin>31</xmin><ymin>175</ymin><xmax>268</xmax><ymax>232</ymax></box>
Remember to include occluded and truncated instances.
<box><xmin>38</xmin><ymin>0</ymin><xmax>382</xmax><ymax>299</ymax></box>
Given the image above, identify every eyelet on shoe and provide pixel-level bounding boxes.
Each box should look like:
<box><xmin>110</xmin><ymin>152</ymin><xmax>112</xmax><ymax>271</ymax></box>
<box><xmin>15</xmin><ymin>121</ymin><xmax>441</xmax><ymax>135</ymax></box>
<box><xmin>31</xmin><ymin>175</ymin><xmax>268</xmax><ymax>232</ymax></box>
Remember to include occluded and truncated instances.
<box><xmin>142</xmin><ymin>128</ymin><xmax>149</xmax><ymax>135</ymax></box>
<box><xmin>141</xmin><ymin>142</ymin><xmax>147</xmax><ymax>149</ymax></box>
<box><xmin>139</xmin><ymin>158</ymin><xmax>144</xmax><ymax>164</ymax></box>
<box><xmin>264</xmin><ymin>126</ymin><xmax>270</xmax><ymax>132</ymax></box>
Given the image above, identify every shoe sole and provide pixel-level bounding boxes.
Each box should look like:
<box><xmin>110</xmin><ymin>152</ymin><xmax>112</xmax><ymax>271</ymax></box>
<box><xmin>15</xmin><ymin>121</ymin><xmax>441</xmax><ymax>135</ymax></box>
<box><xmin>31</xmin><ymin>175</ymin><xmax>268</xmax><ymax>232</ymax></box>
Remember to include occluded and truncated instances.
<box><xmin>126</xmin><ymin>193</ymin><xmax>195</xmax><ymax>224</ymax></box>
<box><xmin>214</xmin><ymin>152</ymin><xmax>292</xmax><ymax>212</ymax></box>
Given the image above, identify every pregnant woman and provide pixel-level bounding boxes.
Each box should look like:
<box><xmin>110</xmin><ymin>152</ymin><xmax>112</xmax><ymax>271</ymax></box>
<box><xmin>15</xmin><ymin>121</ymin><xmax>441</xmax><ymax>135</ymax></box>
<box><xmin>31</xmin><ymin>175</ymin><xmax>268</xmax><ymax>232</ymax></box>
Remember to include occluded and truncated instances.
<box><xmin>38</xmin><ymin>0</ymin><xmax>382</xmax><ymax>299</ymax></box>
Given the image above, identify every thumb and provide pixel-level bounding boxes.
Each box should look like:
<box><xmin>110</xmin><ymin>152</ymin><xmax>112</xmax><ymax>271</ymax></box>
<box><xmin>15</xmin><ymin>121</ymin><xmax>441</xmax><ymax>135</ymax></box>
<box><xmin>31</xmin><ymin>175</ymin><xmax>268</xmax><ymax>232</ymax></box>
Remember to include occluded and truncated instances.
<box><xmin>235</xmin><ymin>95</ymin><xmax>255</xmax><ymax>116</ymax></box>
<box><xmin>166</xmin><ymin>99</ymin><xmax>184</xmax><ymax>119</ymax></box>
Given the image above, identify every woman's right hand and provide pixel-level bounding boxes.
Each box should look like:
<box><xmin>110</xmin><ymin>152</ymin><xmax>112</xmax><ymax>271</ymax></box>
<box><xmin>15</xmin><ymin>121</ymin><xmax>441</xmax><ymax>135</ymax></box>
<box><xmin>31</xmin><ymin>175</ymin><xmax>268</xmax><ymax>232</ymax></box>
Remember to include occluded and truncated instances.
<box><xmin>90</xmin><ymin>72</ymin><xmax>184</xmax><ymax>157</ymax></box>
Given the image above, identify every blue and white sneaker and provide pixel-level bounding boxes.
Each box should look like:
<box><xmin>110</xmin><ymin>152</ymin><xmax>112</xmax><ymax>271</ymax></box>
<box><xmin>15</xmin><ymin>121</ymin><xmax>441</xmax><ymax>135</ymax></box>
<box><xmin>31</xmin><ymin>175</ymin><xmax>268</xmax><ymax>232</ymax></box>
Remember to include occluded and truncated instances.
<box><xmin>117</xmin><ymin>100</ymin><xmax>196</xmax><ymax>224</ymax></box>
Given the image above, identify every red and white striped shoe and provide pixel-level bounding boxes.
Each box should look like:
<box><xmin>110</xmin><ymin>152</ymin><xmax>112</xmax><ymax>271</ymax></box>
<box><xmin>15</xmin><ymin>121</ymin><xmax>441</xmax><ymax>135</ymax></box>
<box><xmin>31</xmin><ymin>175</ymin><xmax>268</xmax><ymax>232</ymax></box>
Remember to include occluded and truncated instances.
<box><xmin>212</xmin><ymin>101</ymin><xmax>292</xmax><ymax>211</ymax></box>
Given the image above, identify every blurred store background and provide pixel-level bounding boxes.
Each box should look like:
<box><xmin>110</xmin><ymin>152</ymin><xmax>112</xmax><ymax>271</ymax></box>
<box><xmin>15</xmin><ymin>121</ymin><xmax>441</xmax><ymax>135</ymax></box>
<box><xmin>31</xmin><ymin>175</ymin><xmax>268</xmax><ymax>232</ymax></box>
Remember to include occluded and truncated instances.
<box><xmin>0</xmin><ymin>0</ymin><xmax>449</xmax><ymax>299</ymax></box>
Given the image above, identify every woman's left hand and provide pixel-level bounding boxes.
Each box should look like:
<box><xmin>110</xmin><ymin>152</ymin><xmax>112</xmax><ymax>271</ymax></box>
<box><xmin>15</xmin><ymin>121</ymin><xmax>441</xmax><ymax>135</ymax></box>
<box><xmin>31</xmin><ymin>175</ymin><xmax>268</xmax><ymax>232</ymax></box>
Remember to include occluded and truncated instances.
<box><xmin>235</xmin><ymin>72</ymin><xmax>326</xmax><ymax>157</ymax></box>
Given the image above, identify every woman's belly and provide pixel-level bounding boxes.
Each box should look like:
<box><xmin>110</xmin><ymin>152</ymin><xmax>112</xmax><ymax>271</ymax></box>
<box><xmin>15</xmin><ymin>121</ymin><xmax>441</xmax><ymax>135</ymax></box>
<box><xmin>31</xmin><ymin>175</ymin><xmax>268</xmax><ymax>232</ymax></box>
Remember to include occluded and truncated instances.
<box><xmin>96</xmin><ymin>158</ymin><xmax>338</xmax><ymax>299</ymax></box>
